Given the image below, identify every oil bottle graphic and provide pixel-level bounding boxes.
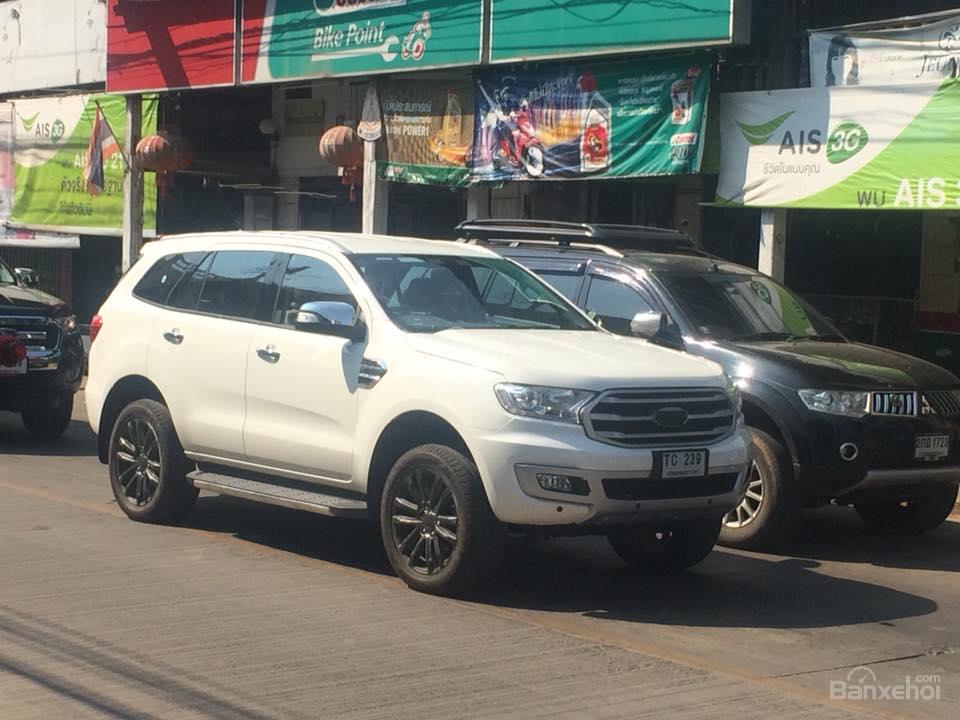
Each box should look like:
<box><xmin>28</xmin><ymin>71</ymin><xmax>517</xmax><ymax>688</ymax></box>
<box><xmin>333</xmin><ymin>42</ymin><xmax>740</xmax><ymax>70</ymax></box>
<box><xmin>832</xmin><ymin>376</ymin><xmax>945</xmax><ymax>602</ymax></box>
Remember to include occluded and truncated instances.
<box><xmin>439</xmin><ymin>88</ymin><xmax>462</xmax><ymax>148</ymax></box>
<box><xmin>578</xmin><ymin>72</ymin><xmax>611</xmax><ymax>174</ymax></box>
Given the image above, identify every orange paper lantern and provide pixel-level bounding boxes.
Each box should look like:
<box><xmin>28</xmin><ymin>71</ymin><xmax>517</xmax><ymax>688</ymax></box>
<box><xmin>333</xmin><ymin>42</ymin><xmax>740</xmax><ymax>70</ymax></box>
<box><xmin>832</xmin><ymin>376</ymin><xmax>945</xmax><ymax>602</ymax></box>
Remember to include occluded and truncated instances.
<box><xmin>134</xmin><ymin>132</ymin><xmax>192</xmax><ymax>172</ymax></box>
<box><xmin>318</xmin><ymin>125</ymin><xmax>363</xmax><ymax>167</ymax></box>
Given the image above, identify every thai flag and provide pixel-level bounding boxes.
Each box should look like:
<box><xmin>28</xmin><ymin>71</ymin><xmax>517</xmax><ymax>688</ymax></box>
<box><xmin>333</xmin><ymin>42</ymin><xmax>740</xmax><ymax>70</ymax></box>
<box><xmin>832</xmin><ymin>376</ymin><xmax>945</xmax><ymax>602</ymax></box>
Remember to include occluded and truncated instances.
<box><xmin>83</xmin><ymin>107</ymin><xmax>120</xmax><ymax>196</ymax></box>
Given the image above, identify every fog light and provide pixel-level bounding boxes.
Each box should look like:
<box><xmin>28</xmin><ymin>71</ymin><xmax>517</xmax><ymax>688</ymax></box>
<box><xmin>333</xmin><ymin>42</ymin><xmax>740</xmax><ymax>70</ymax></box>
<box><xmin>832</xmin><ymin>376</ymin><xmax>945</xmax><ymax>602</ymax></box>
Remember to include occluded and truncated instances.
<box><xmin>536</xmin><ymin>473</ymin><xmax>589</xmax><ymax>496</ymax></box>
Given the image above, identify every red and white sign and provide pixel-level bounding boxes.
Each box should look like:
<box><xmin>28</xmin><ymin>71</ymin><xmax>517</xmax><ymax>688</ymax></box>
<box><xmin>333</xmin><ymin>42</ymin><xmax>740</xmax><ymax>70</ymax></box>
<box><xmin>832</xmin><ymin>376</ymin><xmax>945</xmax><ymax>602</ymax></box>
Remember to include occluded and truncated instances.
<box><xmin>107</xmin><ymin>0</ymin><xmax>237</xmax><ymax>92</ymax></box>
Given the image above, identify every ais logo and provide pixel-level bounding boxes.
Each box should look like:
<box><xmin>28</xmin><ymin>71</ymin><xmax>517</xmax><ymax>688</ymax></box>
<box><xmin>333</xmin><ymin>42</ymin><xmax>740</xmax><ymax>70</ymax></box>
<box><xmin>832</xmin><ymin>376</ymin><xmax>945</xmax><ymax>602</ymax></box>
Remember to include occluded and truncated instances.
<box><xmin>19</xmin><ymin>112</ymin><xmax>66</xmax><ymax>143</ymax></box>
<box><xmin>738</xmin><ymin>113</ymin><xmax>869</xmax><ymax>164</ymax></box>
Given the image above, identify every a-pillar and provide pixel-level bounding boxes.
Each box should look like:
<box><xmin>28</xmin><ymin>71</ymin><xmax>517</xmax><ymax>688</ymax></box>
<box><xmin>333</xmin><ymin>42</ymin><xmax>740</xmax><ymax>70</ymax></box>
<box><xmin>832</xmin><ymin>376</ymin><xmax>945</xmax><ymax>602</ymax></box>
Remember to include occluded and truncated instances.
<box><xmin>121</xmin><ymin>95</ymin><xmax>143</xmax><ymax>272</ymax></box>
<box><xmin>759</xmin><ymin>208</ymin><xmax>787</xmax><ymax>282</ymax></box>
<box><xmin>362</xmin><ymin>139</ymin><xmax>388</xmax><ymax>234</ymax></box>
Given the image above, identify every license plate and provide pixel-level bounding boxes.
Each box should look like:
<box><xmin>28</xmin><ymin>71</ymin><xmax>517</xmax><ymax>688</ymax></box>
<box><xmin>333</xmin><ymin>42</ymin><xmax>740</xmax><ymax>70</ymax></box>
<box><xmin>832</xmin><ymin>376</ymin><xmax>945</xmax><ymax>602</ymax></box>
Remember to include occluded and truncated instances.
<box><xmin>915</xmin><ymin>434</ymin><xmax>950</xmax><ymax>461</ymax></box>
<box><xmin>659</xmin><ymin>449</ymin><xmax>708</xmax><ymax>479</ymax></box>
<box><xmin>0</xmin><ymin>359</ymin><xmax>26</xmax><ymax>376</ymax></box>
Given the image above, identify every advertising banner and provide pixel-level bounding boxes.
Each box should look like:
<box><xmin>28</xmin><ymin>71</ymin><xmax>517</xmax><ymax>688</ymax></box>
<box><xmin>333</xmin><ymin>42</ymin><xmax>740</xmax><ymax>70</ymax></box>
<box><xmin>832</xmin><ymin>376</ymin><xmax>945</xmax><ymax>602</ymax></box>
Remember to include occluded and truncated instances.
<box><xmin>810</xmin><ymin>13</ymin><xmax>960</xmax><ymax>87</ymax></box>
<box><xmin>716</xmin><ymin>78</ymin><xmax>960</xmax><ymax>210</ymax></box>
<box><xmin>107</xmin><ymin>0</ymin><xmax>236</xmax><ymax>92</ymax></box>
<box><xmin>243</xmin><ymin>0</ymin><xmax>482</xmax><ymax>84</ymax></box>
<box><xmin>11</xmin><ymin>95</ymin><xmax>158</xmax><ymax>236</ymax></box>
<box><xmin>379</xmin><ymin>79</ymin><xmax>474</xmax><ymax>186</ymax></box>
<box><xmin>470</xmin><ymin>53</ymin><xmax>711</xmax><ymax>183</ymax></box>
<box><xmin>489</xmin><ymin>0</ymin><xmax>743</xmax><ymax>64</ymax></box>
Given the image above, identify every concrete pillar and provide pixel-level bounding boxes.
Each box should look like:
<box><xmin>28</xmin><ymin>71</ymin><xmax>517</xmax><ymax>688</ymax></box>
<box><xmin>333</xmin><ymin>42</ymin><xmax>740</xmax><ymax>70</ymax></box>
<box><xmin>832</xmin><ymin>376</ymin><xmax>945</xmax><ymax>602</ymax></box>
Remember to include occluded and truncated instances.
<box><xmin>121</xmin><ymin>95</ymin><xmax>143</xmax><ymax>272</ymax></box>
<box><xmin>362</xmin><ymin>140</ymin><xmax>388</xmax><ymax>234</ymax></box>
<box><xmin>466</xmin><ymin>186</ymin><xmax>490</xmax><ymax>220</ymax></box>
<box><xmin>759</xmin><ymin>208</ymin><xmax>787</xmax><ymax>282</ymax></box>
<box><xmin>276</xmin><ymin>177</ymin><xmax>300</xmax><ymax>230</ymax></box>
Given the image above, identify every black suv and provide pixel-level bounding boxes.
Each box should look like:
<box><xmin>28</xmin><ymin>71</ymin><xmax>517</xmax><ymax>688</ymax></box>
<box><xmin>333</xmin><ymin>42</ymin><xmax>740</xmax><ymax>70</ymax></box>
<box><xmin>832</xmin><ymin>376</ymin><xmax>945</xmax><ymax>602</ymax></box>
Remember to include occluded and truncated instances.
<box><xmin>0</xmin><ymin>255</ymin><xmax>84</xmax><ymax>438</ymax></box>
<box><xmin>458</xmin><ymin>220</ymin><xmax>960</xmax><ymax>548</ymax></box>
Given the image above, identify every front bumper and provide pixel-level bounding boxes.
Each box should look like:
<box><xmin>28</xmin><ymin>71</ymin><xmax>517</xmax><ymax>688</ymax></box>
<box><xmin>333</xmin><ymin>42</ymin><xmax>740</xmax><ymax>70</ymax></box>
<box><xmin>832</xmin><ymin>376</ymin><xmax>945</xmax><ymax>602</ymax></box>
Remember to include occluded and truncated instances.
<box><xmin>796</xmin><ymin>411</ymin><xmax>960</xmax><ymax>498</ymax></box>
<box><xmin>0</xmin><ymin>334</ymin><xmax>84</xmax><ymax>411</ymax></box>
<box><xmin>470</xmin><ymin>419</ymin><xmax>752</xmax><ymax>527</ymax></box>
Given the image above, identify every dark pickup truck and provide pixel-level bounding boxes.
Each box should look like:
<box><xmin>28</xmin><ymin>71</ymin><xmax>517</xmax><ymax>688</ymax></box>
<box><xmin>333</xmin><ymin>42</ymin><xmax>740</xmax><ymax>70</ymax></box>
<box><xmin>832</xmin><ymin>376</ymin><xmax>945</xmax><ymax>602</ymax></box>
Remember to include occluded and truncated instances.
<box><xmin>0</xmin><ymin>255</ymin><xmax>84</xmax><ymax>438</ymax></box>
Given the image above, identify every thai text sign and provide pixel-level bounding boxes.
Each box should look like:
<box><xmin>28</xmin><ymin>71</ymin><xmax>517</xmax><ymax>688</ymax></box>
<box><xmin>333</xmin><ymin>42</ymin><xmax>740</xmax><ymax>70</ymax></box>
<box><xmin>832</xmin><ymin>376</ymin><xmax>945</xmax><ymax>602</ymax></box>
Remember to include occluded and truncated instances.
<box><xmin>11</xmin><ymin>95</ymin><xmax>158</xmax><ymax>235</ymax></box>
<box><xmin>716</xmin><ymin>78</ymin><xmax>960</xmax><ymax>209</ymax></box>
<box><xmin>379</xmin><ymin>79</ymin><xmax>474</xmax><ymax>186</ymax></box>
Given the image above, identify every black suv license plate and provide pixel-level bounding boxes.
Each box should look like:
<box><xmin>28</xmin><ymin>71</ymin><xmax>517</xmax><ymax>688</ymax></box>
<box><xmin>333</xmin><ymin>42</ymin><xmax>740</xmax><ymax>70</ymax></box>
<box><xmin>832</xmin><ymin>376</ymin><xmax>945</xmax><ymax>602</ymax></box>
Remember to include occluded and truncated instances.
<box><xmin>657</xmin><ymin>449</ymin><xmax>708</xmax><ymax>479</ymax></box>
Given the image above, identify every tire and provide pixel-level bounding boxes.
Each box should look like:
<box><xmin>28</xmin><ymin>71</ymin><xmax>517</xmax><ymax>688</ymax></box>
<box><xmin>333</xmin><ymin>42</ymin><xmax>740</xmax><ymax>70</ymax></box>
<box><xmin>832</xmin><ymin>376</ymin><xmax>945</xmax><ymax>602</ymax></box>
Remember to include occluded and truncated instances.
<box><xmin>524</xmin><ymin>145</ymin><xmax>545</xmax><ymax>177</ymax></box>
<box><xmin>719</xmin><ymin>428</ymin><xmax>801</xmax><ymax>550</ymax></box>
<box><xmin>607</xmin><ymin>517</ymin><xmax>721</xmax><ymax>571</ymax></box>
<box><xmin>21</xmin><ymin>392</ymin><xmax>74</xmax><ymax>440</ymax></box>
<box><xmin>855</xmin><ymin>484</ymin><xmax>959</xmax><ymax>535</ymax></box>
<box><xmin>108</xmin><ymin>399</ymin><xmax>198</xmax><ymax>524</ymax></box>
<box><xmin>380</xmin><ymin>444</ymin><xmax>504</xmax><ymax>596</ymax></box>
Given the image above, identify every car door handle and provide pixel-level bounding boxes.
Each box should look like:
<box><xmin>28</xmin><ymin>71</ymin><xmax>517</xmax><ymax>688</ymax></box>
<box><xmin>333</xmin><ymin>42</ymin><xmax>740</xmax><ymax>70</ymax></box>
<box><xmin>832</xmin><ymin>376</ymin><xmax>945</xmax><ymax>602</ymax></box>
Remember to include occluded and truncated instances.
<box><xmin>163</xmin><ymin>329</ymin><xmax>184</xmax><ymax>345</ymax></box>
<box><xmin>256</xmin><ymin>345</ymin><xmax>281</xmax><ymax>363</ymax></box>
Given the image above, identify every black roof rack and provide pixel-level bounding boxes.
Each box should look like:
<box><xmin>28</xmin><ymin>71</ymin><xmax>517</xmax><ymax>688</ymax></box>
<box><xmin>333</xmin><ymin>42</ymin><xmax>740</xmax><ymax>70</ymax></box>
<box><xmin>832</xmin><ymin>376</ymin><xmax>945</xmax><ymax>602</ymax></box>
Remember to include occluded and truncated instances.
<box><xmin>455</xmin><ymin>219</ymin><xmax>705</xmax><ymax>255</ymax></box>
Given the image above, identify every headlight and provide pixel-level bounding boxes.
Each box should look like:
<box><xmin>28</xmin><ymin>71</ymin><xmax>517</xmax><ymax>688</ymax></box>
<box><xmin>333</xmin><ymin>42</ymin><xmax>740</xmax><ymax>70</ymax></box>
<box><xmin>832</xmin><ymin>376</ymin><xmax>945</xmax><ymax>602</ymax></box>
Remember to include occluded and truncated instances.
<box><xmin>798</xmin><ymin>389</ymin><xmax>869</xmax><ymax>417</ymax></box>
<box><xmin>53</xmin><ymin>314</ymin><xmax>77</xmax><ymax>333</ymax></box>
<box><xmin>495</xmin><ymin>383</ymin><xmax>595</xmax><ymax>424</ymax></box>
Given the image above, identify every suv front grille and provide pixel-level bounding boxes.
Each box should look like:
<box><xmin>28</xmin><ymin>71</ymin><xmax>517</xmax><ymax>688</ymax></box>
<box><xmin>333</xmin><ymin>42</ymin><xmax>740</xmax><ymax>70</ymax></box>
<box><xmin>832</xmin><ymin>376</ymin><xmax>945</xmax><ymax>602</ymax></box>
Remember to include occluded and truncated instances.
<box><xmin>583</xmin><ymin>387</ymin><xmax>735</xmax><ymax>448</ymax></box>
<box><xmin>923</xmin><ymin>390</ymin><xmax>960</xmax><ymax>417</ymax></box>
<box><xmin>870</xmin><ymin>391</ymin><xmax>917</xmax><ymax>417</ymax></box>
<box><xmin>0</xmin><ymin>315</ymin><xmax>57</xmax><ymax>349</ymax></box>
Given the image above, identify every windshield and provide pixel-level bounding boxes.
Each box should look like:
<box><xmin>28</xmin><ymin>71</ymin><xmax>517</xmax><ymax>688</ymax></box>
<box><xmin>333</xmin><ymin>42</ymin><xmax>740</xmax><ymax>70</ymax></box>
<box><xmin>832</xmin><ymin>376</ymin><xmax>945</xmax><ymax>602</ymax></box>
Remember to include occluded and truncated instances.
<box><xmin>655</xmin><ymin>270</ymin><xmax>842</xmax><ymax>342</ymax></box>
<box><xmin>350</xmin><ymin>254</ymin><xmax>596</xmax><ymax>333</ymax></box>
<box><xmin>0</xmin><ymin>258</ymin><xmax>14</xmax><ymax>285</ymax></box>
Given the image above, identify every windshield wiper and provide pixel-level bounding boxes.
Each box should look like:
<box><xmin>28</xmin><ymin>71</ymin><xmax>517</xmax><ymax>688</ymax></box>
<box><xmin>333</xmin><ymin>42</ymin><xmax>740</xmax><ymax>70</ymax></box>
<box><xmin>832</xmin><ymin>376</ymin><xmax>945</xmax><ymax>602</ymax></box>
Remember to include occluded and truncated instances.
<box><xmin>734</xmin><ymin>331</ymin><xmax>844</xmax><ymax>343</ymax></box>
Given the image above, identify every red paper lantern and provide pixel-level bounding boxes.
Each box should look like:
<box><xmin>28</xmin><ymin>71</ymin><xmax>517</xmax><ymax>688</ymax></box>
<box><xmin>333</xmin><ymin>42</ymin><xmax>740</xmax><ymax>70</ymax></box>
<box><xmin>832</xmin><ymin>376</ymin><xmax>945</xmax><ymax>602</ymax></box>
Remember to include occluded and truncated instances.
<box><xmin>318</xmin><ymin>125</ymin><xmax>363</xmax><ymax>167</ymax></box>
<box><xmin>134</xmin><ymin>132</ymin><xmax>193</xmax><ymax>172</ymax></box>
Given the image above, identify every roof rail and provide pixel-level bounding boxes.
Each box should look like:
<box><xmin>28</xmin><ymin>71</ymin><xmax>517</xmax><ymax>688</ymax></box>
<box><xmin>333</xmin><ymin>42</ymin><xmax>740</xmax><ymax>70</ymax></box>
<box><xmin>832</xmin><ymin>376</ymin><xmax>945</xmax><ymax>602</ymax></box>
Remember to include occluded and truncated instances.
<box><xmin>460</xmin><ymin>236</ymin><xmax>623</xmax><ymax>257</ymax></box>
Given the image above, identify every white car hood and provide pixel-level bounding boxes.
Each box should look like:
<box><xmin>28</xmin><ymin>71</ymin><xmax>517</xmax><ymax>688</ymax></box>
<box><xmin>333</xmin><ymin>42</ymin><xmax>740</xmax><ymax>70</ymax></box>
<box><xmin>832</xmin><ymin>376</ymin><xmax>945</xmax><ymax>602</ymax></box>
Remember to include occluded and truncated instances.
<box><xmin>407</xmin><ymin>329</ymin><xmax>726</xmax><ymax>391</ymax></box>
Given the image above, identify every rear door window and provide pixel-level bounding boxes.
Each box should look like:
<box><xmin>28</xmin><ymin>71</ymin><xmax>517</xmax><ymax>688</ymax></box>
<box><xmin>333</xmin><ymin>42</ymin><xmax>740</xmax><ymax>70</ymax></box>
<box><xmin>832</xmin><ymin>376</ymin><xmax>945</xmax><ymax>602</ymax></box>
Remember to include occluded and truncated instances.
<box><xmin>167</xmin><ymin>252</ymin><xmax>214</xmax><ymax>311</ymax></box>
<box><xmin>197</xmin><ymin>251</ymin><xmax>281</xmax><ymax>322</ymax></box>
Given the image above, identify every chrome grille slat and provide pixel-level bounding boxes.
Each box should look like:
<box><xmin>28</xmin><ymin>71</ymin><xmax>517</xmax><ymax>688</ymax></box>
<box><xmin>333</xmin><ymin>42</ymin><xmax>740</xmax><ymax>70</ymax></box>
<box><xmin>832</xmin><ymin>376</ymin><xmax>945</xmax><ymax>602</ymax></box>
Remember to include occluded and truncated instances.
<box><xmin>584</xmin><ymin>387</ymin><xmax>735</xmax><ymax>448</ymax></box>
<box><xmin>870</xmin><ymin>391</ymin><xmax>917</xmax><ymax>417</ymax></box>
<box><xmin>923</xmin><ymin>390</ymin><xmax>960</xmax><ymax>417</ymax></box>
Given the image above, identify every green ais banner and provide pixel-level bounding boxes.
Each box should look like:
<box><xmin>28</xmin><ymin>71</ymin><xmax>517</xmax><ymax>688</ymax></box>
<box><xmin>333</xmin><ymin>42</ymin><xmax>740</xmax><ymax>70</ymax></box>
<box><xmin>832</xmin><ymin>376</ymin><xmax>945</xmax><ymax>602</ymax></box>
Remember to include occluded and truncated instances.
<box><xmin>470</xmin><ymin>53</ymin><xmax>712</xmax><ymax>182</ymax></box>
<box><xmin>717</xmin><ymin>78</ymin><xmax>960</xmax><ymax>209</ymax></box>
<box><xmin>246</xmin><ymin>0</ymin><xmax>482</xmax><ymax>83</ymax></box>
<box><xmin>11</xmin><ymin>95</ymin><xmax>158</xmax><ymax>236</ymax></box>
<box><xmin>489</xmin><ymin>0</ymin><xmax>743</xmax><ymax>63</ymax></box>
<box><xmin>379</xmin><ymin>78</ymin><xmax>474</xmax><ymax>186</ymax></box>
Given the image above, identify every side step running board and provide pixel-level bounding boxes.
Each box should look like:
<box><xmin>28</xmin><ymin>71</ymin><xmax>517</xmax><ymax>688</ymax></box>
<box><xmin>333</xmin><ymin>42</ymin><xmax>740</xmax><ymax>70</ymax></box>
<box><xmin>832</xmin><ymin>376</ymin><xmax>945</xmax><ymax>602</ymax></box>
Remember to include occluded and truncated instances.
<box><xmin>188</xmin><ymin>471</ymin><xmax>368</xmax><ymax>519</ymax></box>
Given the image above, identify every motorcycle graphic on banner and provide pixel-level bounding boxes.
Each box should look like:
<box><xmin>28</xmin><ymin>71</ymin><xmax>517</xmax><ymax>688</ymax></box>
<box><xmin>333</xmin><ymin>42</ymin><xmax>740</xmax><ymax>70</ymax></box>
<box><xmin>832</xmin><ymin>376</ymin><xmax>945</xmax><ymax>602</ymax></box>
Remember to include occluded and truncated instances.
<box><xmin>469</xmin><ymin>53</ymin><xmax>711</xmax><ymax>182</ymax></box>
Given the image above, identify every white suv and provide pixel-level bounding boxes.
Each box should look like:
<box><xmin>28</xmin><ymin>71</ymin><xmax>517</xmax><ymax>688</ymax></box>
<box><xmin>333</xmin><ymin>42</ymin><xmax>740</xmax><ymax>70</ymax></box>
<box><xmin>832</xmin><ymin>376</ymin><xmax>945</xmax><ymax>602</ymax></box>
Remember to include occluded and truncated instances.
<box><xmin>86</xmin><ymin>231</ymin><xmax>750</xmax><ymax>595</ymax></box>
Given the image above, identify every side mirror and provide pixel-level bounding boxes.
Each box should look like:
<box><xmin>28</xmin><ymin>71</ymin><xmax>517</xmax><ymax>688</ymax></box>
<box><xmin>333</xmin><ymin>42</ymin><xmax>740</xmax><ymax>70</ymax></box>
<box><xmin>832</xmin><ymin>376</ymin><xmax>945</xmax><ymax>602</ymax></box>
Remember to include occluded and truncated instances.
<box><xmin>631</xmin><ymin>311</ymin><xmax>685</xmax><ymax>351</ymax></box>
<box><xmin>14</xmin><ymin>267</ymin><xmax>40</xmax><ymax>288</ymax></box>
<box><xmin>294</xmin><ymin>300</ymin><xmax>366</xmax><ymax>342</ymax></box>
<box><xmin>629</xmin><ymin>311</ymin><xmax>662</xmax><ymax>339</ymax></box>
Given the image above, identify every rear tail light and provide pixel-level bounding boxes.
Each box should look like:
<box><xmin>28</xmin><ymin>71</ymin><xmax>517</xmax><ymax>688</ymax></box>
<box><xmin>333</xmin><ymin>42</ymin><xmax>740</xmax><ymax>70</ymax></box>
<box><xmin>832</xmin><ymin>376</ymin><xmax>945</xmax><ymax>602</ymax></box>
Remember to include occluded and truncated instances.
<box><xmin>89</xmin><ymin>314</ymin><xmax>103</xmax><ymax>344</ymax></box>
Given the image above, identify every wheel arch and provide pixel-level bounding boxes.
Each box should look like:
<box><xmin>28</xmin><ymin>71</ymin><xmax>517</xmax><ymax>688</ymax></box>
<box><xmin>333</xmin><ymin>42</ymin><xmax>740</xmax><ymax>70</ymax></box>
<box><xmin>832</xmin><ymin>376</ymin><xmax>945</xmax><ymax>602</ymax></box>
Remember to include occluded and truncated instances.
<box><xmin>97</xmin><ymin>375</ymin><xmax>167</xmax><ymax>463</ymax></box>
<box><xmin>742</xmin><ymin>395</ymin><xmax>798</xmax><ymax>464</ymax></box>
<box><xmin>365</xmin><ymin>410</ymin><xmax>474</xmax><ymax>521</ymax></box>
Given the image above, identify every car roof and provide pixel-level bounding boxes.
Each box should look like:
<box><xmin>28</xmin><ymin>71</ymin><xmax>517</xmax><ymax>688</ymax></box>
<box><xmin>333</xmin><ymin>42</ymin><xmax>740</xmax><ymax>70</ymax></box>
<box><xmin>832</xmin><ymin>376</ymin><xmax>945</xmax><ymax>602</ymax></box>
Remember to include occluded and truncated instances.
<box><xmin>141</xmin><ymin>231</ymin><xmax>498</xmax><ymax>259</ymax></box>
<box><xmin>497</xmin><ymin>244</ymin><xmax>757</xmax><ymax>276</ymax></box>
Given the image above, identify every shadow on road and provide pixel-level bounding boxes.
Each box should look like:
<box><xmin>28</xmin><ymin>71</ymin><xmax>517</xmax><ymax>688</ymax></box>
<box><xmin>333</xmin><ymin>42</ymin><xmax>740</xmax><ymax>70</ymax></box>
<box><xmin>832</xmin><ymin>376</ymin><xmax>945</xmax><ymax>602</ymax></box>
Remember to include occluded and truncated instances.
<box><xmin>0</xmin><ymin>415</ymin><xmax>97</xmax><ymax>458</ymax></box>
<box><xmin>183</xmin><ymin>495</ymin><xmax>938</xmax><ymax>631</ymax></box>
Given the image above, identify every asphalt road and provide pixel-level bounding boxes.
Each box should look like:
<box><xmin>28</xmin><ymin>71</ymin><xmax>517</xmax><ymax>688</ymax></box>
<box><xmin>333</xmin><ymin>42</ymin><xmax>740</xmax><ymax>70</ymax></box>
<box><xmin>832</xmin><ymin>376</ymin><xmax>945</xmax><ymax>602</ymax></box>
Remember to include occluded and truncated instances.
<box><xmin>0</xmin><ymin>395</ymin><xmax>958</xmax><ymax>720</ymax></box>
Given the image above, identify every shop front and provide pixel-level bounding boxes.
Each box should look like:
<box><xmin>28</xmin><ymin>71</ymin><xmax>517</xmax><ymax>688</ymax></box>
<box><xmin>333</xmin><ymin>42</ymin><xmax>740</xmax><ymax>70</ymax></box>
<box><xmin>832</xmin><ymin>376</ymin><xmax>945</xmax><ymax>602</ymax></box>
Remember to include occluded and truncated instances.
<box><xmin>714</xmin><ymin>13</ymin><xmax>960</xmax><ymax>371</ymax></box>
